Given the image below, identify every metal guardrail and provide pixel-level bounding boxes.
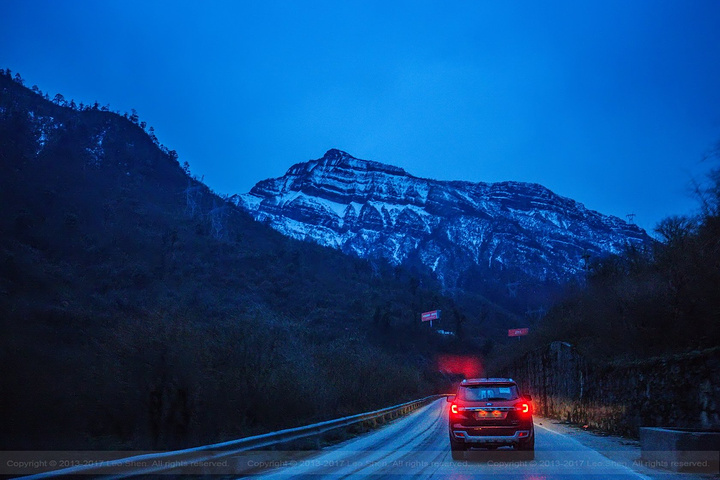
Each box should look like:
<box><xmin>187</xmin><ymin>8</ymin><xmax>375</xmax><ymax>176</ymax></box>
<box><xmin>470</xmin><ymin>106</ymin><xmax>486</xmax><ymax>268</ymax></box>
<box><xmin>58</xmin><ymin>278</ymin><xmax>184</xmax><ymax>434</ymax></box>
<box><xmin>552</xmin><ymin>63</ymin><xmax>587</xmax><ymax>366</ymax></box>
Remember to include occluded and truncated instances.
<box><xmin>19</xmin><ymin>394</ymin><xmax>445</xmax><ymax>478</ymax></box>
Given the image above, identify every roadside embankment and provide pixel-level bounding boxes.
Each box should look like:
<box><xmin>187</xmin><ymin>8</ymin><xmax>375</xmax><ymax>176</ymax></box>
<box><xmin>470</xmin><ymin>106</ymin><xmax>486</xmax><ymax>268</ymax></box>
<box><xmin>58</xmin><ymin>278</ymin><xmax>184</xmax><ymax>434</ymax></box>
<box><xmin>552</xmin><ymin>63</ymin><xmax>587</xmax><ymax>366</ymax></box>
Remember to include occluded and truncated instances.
<box><xmin>503</xmin><ymin>342</ymin><xmax>720</xmax><ymax>437</ymax></box>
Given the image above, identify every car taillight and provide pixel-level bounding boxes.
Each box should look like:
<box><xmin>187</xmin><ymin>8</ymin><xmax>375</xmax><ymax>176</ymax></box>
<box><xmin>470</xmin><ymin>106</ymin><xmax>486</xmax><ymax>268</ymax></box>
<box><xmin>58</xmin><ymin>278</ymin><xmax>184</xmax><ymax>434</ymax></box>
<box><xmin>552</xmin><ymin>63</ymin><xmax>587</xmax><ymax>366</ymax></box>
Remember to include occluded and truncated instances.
<box><xmin>450</xmin><ymin>403</ymin><xmax>459</xmax><ymax>415</ymax></box>
<box><xmin>515</xmin><ymin>402</ymin><xmax>532</xmax><ymax>414</ymax></box>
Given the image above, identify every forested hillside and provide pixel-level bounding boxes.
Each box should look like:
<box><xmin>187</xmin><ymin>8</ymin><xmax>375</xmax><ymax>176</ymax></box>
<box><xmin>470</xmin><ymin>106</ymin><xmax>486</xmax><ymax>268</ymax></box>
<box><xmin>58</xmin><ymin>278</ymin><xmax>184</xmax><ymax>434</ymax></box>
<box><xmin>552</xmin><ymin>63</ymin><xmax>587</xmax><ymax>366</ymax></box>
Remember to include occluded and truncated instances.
<box><xmin>490</xmin><ymin>158</ymin><xmax>720</xmax><ymax>365</ymax></box>
<box><xmin>0</xmin><ymin>70</ymin><xmax>477</xmax><ymax>450</ymax></box>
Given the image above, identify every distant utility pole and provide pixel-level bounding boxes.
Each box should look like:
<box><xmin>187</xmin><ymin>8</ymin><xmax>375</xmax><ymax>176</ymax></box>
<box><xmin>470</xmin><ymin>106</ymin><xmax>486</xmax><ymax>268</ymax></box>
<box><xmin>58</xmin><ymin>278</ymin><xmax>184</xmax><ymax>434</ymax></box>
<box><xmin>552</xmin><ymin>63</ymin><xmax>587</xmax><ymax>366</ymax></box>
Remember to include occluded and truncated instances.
<box><xmin>626</xmin><ymin>213</ymin><xmax>636</xmax><ymax>224</ymax></box>
<box><xmin>208</xmin><ymin>202</ymin><xmax>228</xmax><ymax>240</ymax></box>
<box><xmin>183</xmin><ymin>183</ymin><xmax>203</xmax><ymax>217</ymax></box>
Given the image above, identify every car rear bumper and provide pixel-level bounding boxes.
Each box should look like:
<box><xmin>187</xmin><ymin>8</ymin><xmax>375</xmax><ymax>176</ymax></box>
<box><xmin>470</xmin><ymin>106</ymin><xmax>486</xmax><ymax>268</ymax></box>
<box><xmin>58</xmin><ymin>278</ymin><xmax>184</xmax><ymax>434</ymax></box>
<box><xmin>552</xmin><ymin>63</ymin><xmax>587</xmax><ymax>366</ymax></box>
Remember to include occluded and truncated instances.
<box><xmin>450</xmin><ymin>429</ymin><xmax>532</xmax><ymax>445</ymax></box>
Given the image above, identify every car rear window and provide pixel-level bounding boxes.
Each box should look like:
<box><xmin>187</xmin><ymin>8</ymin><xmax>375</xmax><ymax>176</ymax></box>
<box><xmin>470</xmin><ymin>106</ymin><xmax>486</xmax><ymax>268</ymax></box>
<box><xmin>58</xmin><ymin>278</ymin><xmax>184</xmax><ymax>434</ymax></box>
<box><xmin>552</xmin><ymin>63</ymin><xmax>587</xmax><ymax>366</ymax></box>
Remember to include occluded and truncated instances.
<box><xmin>458</xmin><ymin>384</ymin><xmax>520</xmax><ymax>401</ymax></box>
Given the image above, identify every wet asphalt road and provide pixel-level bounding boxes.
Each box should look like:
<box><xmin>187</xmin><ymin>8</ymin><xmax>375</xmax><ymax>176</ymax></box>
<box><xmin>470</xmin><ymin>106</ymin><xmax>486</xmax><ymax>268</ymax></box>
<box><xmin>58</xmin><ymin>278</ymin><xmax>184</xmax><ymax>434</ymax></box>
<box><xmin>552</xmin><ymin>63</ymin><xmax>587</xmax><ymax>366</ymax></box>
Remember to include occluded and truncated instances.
<box><xmin>244</xmin><ymin>398</ymin><xmax>660</xmax><ymax>480</ymax></box>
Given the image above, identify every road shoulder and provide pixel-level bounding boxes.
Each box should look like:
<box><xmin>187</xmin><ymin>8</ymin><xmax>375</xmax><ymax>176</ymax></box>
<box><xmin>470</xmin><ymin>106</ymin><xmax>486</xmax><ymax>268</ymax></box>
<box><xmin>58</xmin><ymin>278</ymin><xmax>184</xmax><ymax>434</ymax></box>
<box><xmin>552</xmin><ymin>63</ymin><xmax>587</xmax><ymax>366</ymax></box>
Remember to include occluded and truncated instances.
<box><xmin>534</xmin><ymin>417</ymin><xmax>718</xmax><ymax>480</ymax></box>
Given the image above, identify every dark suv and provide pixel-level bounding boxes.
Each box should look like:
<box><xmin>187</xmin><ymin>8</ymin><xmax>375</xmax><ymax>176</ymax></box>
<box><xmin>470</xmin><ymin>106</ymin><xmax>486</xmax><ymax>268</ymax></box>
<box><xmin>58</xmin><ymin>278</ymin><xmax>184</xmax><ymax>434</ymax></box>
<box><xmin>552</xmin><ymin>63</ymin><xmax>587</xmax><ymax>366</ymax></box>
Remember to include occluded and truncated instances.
<box><xmin>448</xmin><ymin>378</ymin><xmax>534</xmax><ymax>459</ymax></box>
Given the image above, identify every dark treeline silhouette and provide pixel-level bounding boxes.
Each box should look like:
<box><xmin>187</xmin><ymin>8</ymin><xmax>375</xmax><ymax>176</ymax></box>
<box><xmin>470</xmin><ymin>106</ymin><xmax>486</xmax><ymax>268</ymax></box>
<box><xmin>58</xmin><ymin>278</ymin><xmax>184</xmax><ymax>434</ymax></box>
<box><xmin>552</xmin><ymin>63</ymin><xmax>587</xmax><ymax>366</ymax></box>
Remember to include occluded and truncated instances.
<box><xmin>0</xmin><ymin>70</ymin><xmax>482</xmax><ymax>450</ymax></box>
<box><xmin>1</xmin><ymin>68</ymin><xmax>173</xmax><ymax>158</ymax></box>
<box><xmin>491</xmin><ymin>156</ymin><xmax>720</xmax><ymax>365</ymax></box>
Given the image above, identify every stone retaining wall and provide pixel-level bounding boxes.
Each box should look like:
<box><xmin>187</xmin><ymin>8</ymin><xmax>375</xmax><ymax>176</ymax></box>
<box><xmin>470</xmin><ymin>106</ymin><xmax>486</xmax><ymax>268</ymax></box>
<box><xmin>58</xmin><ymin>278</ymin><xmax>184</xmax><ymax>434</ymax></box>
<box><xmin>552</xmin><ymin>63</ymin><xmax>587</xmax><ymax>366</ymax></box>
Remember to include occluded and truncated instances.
<box><xmin>503</xmin><ymin>343</ymin><xmax>720</xmax><ymax>437</ymax></box>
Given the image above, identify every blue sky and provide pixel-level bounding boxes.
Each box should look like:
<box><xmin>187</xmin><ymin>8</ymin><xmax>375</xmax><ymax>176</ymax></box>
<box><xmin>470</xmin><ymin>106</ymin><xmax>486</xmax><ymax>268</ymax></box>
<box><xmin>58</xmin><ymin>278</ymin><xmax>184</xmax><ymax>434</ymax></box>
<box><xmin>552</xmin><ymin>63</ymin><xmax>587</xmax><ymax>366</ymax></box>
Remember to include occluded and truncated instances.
<box><xmin>2</xmin><ymin>1</ymin><xmax>720</xmax><ymax>232</ymax></box>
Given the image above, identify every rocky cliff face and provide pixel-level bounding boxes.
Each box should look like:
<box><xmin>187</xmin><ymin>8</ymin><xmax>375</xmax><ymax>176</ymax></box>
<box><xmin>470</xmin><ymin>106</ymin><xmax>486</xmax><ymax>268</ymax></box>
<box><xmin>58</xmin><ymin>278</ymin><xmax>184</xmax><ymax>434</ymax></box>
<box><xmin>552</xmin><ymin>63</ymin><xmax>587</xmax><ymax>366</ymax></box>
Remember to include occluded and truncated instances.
<box><xmin>232</xmin><ymin>149</ymin><xmax>648</xmax><ymax>287</ymax></box>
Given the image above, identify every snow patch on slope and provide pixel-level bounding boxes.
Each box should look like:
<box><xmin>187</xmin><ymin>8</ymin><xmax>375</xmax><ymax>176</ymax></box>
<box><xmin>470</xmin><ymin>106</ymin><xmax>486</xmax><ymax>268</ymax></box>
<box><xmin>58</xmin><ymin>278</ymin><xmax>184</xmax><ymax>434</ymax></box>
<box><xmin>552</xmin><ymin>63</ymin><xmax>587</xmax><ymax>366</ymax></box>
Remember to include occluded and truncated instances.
<box><xmin>232</xmin><ymin>149</ymin><xmax>650</xmax><ymax>283</ymax></box>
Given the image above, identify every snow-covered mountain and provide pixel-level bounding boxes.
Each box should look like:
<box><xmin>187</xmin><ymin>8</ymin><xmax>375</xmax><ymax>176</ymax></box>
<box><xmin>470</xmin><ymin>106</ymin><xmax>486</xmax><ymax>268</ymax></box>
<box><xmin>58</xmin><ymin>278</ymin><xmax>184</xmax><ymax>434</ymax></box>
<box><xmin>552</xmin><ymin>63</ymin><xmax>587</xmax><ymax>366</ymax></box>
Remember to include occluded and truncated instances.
<box><xmin>232</xmin><ymin>149</ymin><xmax>649</xmax><ymax>287</ymax></box>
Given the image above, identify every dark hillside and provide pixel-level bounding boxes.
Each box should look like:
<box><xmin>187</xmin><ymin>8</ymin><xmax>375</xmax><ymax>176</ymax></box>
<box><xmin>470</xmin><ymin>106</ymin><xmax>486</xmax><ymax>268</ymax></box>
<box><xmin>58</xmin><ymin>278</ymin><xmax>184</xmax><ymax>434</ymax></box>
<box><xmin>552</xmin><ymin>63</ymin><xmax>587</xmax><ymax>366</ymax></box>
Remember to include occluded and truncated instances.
<box><xmin>487</xmin><ymin>160</ymin><xmax>720</xmax><ymax>367</ymax></box>
<box><xmin>0</xmin><ymin>71</ymin><xmax>476</xmax><ymax>450</ymax></box>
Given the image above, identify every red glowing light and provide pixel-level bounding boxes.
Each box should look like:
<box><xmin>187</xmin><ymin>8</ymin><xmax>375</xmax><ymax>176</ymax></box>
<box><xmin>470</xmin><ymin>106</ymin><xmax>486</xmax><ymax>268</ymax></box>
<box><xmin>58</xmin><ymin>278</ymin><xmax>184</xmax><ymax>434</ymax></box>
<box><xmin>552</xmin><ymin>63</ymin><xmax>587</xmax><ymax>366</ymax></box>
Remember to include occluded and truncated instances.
<box><xmin>436</xmin><ymin>355</ymin><xmax>483</xmax><ymax>378</ymax></box>
<box><xmin>451</xmin><ymin>404</ymin><xmax>458</xmax><ymax>415</ymax></box>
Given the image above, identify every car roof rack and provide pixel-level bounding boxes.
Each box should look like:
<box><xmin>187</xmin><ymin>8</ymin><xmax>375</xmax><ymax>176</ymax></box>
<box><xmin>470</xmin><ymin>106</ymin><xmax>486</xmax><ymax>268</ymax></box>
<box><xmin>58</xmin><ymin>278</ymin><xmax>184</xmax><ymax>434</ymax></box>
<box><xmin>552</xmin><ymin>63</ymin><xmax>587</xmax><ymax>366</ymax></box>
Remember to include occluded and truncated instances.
<box><xmin>461</xmin><ymin>377</ymin><xmax>514</xmax><ymax>384</ymax></box>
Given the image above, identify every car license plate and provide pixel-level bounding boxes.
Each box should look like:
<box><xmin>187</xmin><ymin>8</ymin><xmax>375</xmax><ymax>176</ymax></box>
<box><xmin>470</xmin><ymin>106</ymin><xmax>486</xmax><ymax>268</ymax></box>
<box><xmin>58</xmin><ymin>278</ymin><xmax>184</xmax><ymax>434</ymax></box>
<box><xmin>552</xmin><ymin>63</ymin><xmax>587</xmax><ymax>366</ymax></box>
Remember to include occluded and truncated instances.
<box><xmin>475</xmin><ymin>410</ymin><xmax>507</xmax><ymax>420</ymax></box>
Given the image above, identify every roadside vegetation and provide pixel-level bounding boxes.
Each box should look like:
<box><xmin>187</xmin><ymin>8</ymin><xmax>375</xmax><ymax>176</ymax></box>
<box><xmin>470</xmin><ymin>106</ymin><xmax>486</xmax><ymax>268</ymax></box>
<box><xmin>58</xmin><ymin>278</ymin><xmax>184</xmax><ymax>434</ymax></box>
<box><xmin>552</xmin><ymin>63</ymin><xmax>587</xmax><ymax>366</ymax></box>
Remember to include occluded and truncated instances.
<box><xmin>492</xmin><ymin>155</ymin><xmax>720</xmax><ymax>365</ymax></box>
<box><xmin>0</xmin><ymin>71</ymin><xmax>478</xmax><ymax>450</ymax></box>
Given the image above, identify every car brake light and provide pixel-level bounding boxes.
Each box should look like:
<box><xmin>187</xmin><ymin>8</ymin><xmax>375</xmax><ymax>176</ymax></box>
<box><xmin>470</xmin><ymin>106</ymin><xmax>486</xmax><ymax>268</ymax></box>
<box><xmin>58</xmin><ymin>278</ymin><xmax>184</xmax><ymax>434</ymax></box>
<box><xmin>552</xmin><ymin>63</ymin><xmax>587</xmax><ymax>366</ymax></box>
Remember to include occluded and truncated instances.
<box><xmin>451</xmin><ymin>403</ymin><xmax>459</xmax><ymax>415</ymax></box>
<box><xmin>515</xmin><ymin>402</ymin><xmax>531</xmax><ymax>414</ymax></box>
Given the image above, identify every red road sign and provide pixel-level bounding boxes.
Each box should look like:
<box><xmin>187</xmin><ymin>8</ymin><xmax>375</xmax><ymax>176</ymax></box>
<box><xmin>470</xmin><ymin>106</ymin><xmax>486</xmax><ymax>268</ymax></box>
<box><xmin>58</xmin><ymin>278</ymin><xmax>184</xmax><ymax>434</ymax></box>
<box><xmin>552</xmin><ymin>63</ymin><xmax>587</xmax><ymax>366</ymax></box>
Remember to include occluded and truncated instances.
<box><xmin>421</xmin><ymin>310</ymin><xmax>440</xmax><ymax>322</ymax></box>
<box><xmin>508</xmin><ymin>328</ymin><xmax>529</xmax><ymax>337</ymax></box>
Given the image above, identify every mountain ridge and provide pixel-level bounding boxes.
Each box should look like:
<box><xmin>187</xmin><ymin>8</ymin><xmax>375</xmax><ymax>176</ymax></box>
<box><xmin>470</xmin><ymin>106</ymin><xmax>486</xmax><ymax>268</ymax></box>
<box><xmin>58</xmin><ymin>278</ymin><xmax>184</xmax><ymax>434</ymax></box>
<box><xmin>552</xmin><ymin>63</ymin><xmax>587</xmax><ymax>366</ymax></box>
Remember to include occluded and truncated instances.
<box><xmin>233</xmin><ymin>149</ymin><xmax>649</xmax><ymax>293</ymax></box>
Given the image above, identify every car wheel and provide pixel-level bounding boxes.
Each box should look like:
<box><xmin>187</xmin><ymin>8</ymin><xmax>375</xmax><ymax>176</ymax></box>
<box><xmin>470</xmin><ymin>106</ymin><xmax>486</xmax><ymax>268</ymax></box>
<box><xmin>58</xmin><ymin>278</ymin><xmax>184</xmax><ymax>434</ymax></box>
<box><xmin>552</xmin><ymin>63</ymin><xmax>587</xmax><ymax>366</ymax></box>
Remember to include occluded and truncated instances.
<box><xmin>517</xmin><ymin>437</ymin><xmax>535</xmax><ymax>460</ymax></box>
<box><xmin>450</xmin><ymin>438</ymin><xmax>466</xmax><ymax>460</ymax></box>
<box><xmin>451</xmin><ymin>448</ymin><xmax>465</xmax><ymax>460</ymax></box>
